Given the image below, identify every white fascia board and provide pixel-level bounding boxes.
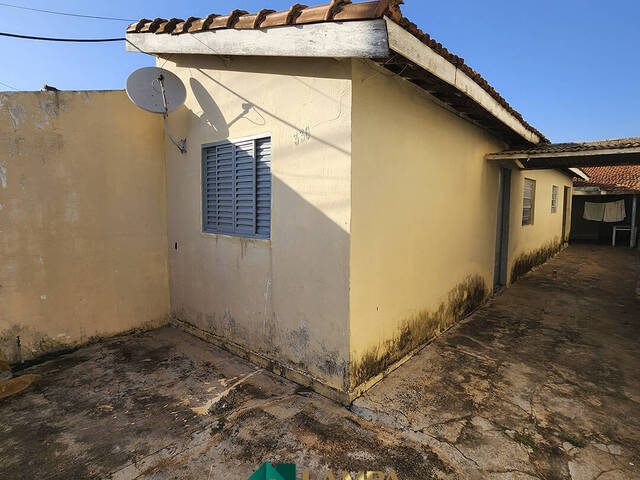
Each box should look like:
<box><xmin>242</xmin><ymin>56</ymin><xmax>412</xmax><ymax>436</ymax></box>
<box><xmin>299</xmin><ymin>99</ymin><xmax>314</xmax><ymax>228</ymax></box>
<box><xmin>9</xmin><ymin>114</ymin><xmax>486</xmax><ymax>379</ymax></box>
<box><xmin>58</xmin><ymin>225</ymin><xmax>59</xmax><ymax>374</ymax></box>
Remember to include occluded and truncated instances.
<box><xmin>126</xmin><ymin>19</ymin><xmax>389</xmax><ymax>58</ymax></box>
<box><xmin>486</xmin><ymin>146</ymin><xmax>640</xmax><ymax>161</ymax></box>
<box><xmin>569</xmin><ymin>168</ymin><xmax>589</xmax><ymax>181</ymax></box>
<box><xmin>572</xmin><ymin>187</ymin><xmax>603</xmax><ymax>196</ymax></box>
<box><xmin>384</xmin><ymin>18</ymin><xmax>540</xmax><ymax>145</ymax></box>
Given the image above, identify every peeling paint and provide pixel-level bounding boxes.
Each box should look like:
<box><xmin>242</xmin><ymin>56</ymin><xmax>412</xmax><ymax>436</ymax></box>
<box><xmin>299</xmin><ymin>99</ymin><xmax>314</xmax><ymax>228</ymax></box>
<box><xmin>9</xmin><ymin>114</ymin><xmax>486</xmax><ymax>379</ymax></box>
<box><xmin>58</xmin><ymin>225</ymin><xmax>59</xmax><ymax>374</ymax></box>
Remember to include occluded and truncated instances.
<box><xmin>288</xmin><ymin>320</ymin><xmax>310</xmax><ymax>357</ymax></box>
<box><xmin>350</xmin><ymin>275</ymin><xmax>489</xmax><ymax>390</ymax></box>
<box><xmin>39</xmin><ymin>99</ymin><xmax>58</xmax><ymax>125</ymax></box>
<box><xmin>223</xmin><ymin>308</ymin><xmax>237</xmax><ymax>336</ymax></box>
<box><xmin>0</xmin><ymin>159</ymin><xmax>6</xmax><ymax>188</ymax></box>
<box><xmin>64</xmin><ymin>190</ymin><xmax>80</xmax><ymax>223</ymax></box>
<box><xmin>7</xmin><ymin>102</ymin><xmax>25</xmax><ymax>128</ymax></box>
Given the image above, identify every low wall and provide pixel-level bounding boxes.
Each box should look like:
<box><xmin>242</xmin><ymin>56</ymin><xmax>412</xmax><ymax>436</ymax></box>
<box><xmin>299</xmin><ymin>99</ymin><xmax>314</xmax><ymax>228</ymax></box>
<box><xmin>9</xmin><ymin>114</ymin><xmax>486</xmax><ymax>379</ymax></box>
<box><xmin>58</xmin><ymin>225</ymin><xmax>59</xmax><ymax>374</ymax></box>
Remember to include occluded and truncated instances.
<box><xmin>0</xmin><ymin>90</ymin><xmax>169</xmax><ymax>363</ymax></box>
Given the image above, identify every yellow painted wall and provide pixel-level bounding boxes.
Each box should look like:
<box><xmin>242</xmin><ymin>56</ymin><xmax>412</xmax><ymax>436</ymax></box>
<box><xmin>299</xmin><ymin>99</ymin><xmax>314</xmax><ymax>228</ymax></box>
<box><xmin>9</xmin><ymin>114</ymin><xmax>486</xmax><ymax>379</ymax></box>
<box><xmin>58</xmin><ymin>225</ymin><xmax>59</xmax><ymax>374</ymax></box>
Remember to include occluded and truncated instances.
<box><xmin>0</xmin><ymin>90</ymin><xmax>169</xmax><ymax>363</ymax></box>
<box><xmin>161</xmin><ymin>55</ymin><xmax>352</xmax><ymax>391</ymax></box>
<box><xmin>349</xmin><ymin>60</ymin><xmax>571</xmax><ymax>390</ymax></box>
<box><xmin>507</xmin><ymin>169</ymin><xmax>573</xmax><ymax>281</ymax></box>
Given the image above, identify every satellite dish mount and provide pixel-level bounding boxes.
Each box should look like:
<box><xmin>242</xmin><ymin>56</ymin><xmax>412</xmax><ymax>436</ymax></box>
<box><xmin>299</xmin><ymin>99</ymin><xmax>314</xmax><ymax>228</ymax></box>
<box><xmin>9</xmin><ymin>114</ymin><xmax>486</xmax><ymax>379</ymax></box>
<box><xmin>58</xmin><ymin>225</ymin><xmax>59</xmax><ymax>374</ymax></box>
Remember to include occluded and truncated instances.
<box><xmin>126</xmin><ymin>67</ymin><xmax>188</xmax><ymax>154</ymax></box>
<box><xmin>156</xmin><ymin>74</ymin><xmax>187</xmax><ymax>154</ymax></box>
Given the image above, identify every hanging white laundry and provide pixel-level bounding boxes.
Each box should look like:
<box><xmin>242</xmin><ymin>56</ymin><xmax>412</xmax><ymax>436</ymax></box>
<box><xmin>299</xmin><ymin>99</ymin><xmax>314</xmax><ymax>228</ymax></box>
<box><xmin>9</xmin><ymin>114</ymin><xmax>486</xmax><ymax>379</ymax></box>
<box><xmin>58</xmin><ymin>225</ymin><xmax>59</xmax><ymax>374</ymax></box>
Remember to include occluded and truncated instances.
<box><xmin>603</xmin><ymin>199</ymin><xmax>626</xmax><ymax>223</ymax></box>
<box><xmin>583</xmin><ymin>202</ymin><xmax>605</xmax><ymax>221</ymax></box>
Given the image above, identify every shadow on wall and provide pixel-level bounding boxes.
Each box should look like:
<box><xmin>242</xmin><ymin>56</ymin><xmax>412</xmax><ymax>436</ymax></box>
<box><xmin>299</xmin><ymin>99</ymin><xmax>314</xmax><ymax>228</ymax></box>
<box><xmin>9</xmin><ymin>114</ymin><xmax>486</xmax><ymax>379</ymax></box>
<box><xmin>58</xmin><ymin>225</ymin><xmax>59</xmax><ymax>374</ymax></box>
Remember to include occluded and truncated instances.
<box><xmin>169</xmin><ymin>81</ymin><xmax>352</xmax><ymax>390</ymax></box>
<box><xmin>170</xmin><ymin>170</ymin><xmax>351</xmax><ymax>390</ymax></box>
<box><xmin>171</xmin><ymin>53</ymin><xmax>352</xmax><ymax>157</ymax></box>
<box><xmin>190</xmin><ymin>78</ymin><xmax>266</xmax><ymax>137</ymax></box>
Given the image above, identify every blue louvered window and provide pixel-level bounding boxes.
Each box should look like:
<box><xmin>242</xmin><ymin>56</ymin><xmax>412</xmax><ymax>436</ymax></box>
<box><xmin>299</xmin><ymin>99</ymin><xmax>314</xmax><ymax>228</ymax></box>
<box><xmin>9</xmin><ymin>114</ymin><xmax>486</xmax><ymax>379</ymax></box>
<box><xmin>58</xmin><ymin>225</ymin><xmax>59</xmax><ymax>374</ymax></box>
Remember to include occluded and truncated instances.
<box><xmin>202</xmin><ymin>135</ymin><xmax>271</xmax><ymax>239</ymax></box>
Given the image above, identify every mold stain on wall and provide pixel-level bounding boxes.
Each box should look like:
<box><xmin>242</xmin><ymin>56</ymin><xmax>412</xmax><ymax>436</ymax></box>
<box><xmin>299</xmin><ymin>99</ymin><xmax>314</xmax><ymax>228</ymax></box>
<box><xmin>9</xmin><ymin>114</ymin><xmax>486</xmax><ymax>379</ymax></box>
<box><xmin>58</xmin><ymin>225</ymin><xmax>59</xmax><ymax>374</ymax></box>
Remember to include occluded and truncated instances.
<box><xmin>0</xmin><ymin>318</ymin><xmax>169</xmax><ymax>366</ymax></box>
<box><xmin>349</xmin><ymin>275</ymin><xmax>489</xmax><ymax>390</ymax></box>
<box><xmin>510</xmin><ymin>238</ymin><xmax>562</xmax><ymax>284</ymax></box>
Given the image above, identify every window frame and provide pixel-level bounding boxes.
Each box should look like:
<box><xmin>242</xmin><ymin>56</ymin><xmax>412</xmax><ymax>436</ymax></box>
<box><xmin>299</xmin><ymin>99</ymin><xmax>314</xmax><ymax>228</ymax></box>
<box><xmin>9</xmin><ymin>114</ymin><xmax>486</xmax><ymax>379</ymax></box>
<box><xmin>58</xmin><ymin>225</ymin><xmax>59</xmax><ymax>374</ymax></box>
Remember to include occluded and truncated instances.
<box><xmin>522</xmin><ymin>178</ymin><xmax>536</xmax><ymax>226</ymax></box>
<box><xmin>551</xmin><ymin>185</ymin><xmax>559</xmax><ymax>214</ymax></box>
<box><xmin>201</xmin><ymin>133</ymin><xmax>272</xmax><ymax>240</ymax></box>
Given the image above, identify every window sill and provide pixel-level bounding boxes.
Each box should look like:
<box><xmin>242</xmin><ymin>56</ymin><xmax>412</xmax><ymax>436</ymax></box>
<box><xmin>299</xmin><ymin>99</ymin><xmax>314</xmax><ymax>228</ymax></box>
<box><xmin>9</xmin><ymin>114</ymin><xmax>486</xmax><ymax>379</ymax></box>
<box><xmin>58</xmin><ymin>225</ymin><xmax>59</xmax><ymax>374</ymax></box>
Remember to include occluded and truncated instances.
<box><xmin>199</xmin><ymin>231</ymin><xmax>272</xmax><ymax>245</ymax></box>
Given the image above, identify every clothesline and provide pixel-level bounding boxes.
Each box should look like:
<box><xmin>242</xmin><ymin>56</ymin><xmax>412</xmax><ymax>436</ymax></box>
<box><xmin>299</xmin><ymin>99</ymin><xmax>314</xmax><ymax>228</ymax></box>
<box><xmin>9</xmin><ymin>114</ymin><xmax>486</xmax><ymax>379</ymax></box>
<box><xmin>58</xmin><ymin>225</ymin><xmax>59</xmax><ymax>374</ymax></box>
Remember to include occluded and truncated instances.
<box><xmin>583</xmin><ymin>200</ymin><xmax>626</xmax><ymax>222</ymax></box>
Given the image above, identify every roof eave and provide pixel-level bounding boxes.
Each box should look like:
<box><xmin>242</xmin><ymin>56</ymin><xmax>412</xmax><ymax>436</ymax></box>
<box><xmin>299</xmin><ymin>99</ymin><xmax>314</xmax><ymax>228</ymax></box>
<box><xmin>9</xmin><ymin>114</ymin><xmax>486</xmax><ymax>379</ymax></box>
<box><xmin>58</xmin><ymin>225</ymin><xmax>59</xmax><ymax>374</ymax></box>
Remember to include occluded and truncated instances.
<box><xmin>382</xmin><ymin>18</ymin><xmax>541</xmax><ymax>146</ymax></box>
<box><xmin>125</xmin><ymin>17</ymin><xmax>544</xmax><ymax>147</ymax></box>
<box><xmin>125</xmin><ymin>19</ymin><xmax>390</xmax><ymax>58</ymax></box>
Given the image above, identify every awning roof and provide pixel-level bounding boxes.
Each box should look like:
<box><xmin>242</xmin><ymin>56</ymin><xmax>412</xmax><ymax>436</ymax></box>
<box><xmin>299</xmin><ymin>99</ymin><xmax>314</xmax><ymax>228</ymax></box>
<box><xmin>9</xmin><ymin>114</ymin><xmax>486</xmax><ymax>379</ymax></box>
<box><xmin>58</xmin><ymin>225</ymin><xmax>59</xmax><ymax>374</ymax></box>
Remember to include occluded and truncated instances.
<box><xmin>486</xmin><ymin>137</ymin><xmax>640</xmax><ymax>169</ymax></box>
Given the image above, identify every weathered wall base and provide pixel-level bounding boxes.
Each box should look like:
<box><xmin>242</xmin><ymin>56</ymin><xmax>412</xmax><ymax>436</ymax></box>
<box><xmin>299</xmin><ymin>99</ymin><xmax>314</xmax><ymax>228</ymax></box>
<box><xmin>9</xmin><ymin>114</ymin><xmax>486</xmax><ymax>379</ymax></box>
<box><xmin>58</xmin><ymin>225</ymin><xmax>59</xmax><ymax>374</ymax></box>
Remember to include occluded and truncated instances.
<box><xmin>349</xmin><ymin>275</ymin><xmax>488</xmax><ymax>391</ymax></box>
<box><xmin>510</xmin><ymin>239</ymin><xmax>564</xmax><ymax>284</ymax></box>
<box><xmin>173</xmin><ymin>275</ymin><xmax>490</xmax><ymax>404</ymax></box>
<box><xmin>172</xmin><ymin>317</ymin><xmax>352</xmax><ymax>405</ymax></box>
<box><xmin>3</xmin><ymin>318</ymin><xmax>168</xmax><ymax>370</ymax></box>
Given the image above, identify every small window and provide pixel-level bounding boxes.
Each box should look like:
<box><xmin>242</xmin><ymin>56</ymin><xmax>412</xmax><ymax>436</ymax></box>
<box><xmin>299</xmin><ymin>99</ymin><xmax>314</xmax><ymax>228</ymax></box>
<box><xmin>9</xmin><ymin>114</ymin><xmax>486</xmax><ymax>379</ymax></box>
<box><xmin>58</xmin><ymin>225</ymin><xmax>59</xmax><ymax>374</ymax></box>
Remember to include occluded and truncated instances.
<box><xmin>522</xmin><ymin>178</ymin><xmax>536</xmax><ymax>226</ymax></box>
<box><xmin>202</xmin><ymin>135</ymin><xmax>272</xmax><ymax>239</ymax></box>
<box><xmin>551</xmin><ymin>185</ymin><xmax>559</xmax><ymax>213</ymax></box>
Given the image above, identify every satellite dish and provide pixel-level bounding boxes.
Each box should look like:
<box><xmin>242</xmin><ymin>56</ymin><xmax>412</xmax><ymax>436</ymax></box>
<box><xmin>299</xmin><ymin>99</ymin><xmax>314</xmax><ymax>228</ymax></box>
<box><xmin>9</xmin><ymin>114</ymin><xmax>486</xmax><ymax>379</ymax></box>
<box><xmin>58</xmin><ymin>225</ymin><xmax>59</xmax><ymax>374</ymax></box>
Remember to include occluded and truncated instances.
<box><xmin>126</xmin><ymin>67</ymin><xmax>187</xmax><ymax>153</ymax></box>
<box><xmin>126</xmin><ymin>67</ymin><xmax>186</xmax><ymax>114</ymax></box>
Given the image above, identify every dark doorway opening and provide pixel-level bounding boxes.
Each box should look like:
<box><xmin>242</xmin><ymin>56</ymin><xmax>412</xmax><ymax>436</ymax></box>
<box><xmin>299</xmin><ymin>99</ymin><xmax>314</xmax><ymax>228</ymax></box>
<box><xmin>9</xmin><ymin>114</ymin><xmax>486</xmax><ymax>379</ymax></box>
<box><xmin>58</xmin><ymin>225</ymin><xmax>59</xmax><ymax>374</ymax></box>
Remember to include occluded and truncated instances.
<box><xmin>494</xmin><ymin>167</ymin><xmax>511</xmax><ymax>290</ymax></box>
<box><xmin>562</xmin><ymin>186</ymin><xmax>570</xmax><ymax>242</ymax></box>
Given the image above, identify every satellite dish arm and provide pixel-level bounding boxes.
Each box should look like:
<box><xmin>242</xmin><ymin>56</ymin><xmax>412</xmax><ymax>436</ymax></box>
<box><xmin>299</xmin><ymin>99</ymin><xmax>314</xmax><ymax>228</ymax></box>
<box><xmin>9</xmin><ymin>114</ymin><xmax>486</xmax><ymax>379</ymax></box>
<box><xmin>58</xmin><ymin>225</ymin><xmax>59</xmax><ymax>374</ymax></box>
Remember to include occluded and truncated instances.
<box><xmin>158</xmin><ymin>74</ymin><xmax>187</xmax><ymax>154</ymax></box>
<box><xmin>162</xmin><ymin>114</ymin><xmax>187</xmax><ymax>154</ymax></box>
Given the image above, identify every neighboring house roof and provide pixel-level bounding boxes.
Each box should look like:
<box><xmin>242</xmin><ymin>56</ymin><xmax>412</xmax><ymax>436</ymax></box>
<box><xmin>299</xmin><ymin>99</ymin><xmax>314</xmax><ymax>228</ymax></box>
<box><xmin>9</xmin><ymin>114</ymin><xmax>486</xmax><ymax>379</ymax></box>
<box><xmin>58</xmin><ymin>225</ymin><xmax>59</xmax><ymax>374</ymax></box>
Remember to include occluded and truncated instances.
<box><xmin>574</xmin><ymin>166</ymin><xmax>640</xmax><ymax>193</ymax></box>
<box><xmin>126</xmin><ymin>0</ymin><xmax>546</xmax><ymax>146</ymax></box>
<box><xmin>486</xmin><ymin>137</ymin><xmax>640</xmax><ymax>180</ymax></box>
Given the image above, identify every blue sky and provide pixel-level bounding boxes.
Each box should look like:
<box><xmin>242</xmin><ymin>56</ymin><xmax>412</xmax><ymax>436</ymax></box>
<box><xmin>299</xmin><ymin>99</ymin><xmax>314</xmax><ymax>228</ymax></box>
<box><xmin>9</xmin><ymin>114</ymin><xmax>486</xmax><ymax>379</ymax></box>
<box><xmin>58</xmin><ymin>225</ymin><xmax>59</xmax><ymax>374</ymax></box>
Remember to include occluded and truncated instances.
<box><xmin>1</xmin><ymin>0</ymin><xmax>638</xmax><ymax>142</ymax></box>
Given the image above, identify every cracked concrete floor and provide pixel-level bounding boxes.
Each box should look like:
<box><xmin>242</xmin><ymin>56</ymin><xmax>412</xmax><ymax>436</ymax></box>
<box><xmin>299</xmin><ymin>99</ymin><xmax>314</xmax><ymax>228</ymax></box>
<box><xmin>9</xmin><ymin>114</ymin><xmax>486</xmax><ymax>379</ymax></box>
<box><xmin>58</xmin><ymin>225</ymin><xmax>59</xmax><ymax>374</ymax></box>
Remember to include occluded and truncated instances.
<box><xmin>354</xmin><ymin>245</ymin><xmax>640</xmax><ymax>479</ymax></box>
<box><xmin>0</xmin><ymin>327</ymin><xmax>450</xmax><ymax>479</ymax></box>
<box><xmin>0</xmin><ymin>245</ymin><xmax>638</xmax><ymax>479</ymax></box>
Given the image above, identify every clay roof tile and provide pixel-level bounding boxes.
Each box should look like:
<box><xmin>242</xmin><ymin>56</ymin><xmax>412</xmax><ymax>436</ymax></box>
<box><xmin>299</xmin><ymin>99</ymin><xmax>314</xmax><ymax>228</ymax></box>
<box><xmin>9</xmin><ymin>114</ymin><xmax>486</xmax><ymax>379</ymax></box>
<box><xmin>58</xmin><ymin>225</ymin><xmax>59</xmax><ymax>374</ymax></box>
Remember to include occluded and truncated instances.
<box><xmin>127</xmin><ymin>18</ymin><xmax>152</xmax><ymax>33</ymax></box>
<box><xmin>261</xmin><ymin>4</ymin><xmax>308</xmax><ymax>27</ymax></box>
<box><xmin>155</xmin><ymin>18</ymin><xmax>184</xmax><ymax>34</ymax></box>
<box><xmin>187</xmin><ymin>14</ymin><xmax>219</xmax><ymax>33</ymax></box>
<box><xmin>332</xmin><ymin>1</ymin><xmax>378</xmax><ymax>20</ymax></box>
<box><xmin>235</xmin><ymin>9</ymin><xmax>277</xmax><ymax>29</ymax></box>
<box><xmin>575</xmin><ymin>165</ymin><xmax>640</xmax><ymax>192</ymax></box>
<box><xmin>139</xmin><ymin>18</ymin><xmax>167</xmax><ymax>33</ymax></box>
<box><xmin>208</xmin><ymin>9</ymin><xmax>249</xmax><ymax>29</ymax></box>
<box><xmin>172</xmin><ymin>17</ymin><xmax>200</xmax><ymax>35</ymax></box>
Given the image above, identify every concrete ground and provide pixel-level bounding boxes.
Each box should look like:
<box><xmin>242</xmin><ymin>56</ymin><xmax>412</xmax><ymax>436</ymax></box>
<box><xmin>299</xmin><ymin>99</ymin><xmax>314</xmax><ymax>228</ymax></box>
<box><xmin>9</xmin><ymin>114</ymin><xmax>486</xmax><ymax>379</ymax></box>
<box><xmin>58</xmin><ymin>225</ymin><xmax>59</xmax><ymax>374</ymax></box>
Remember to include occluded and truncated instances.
<box><xmin>0</xmin><ymin>245</ymin><xmax>638</xmax><ymax>479</ymax></box>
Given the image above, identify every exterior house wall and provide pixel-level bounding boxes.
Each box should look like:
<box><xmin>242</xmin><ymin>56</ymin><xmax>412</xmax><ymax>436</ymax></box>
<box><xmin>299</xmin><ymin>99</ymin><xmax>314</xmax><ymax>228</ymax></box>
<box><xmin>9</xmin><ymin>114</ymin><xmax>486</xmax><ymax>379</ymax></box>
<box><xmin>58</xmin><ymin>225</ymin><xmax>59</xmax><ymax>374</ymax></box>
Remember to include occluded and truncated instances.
<box><xmin>349</xmin><ymin>60</ymin><xmax>505</xmax><ymax>391</ymax></box>
<box><xmin>348</xmin><ymin>60</ymin><xmax>572</xmax><ymax>392</ymax></box>
<box><xmin>0</xmin><ymin>90</ymin><xmax>169</xmax><ymax>363</ymax></box>
<box><xmin>507</xmin><ymin>169</ymin><xmax>573</xmax><ymax>283</ymax></box>
<box><xmin>160</xmin><ymin>55</ymin><xmax>352</xmax><ymax>392</ymax></box>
